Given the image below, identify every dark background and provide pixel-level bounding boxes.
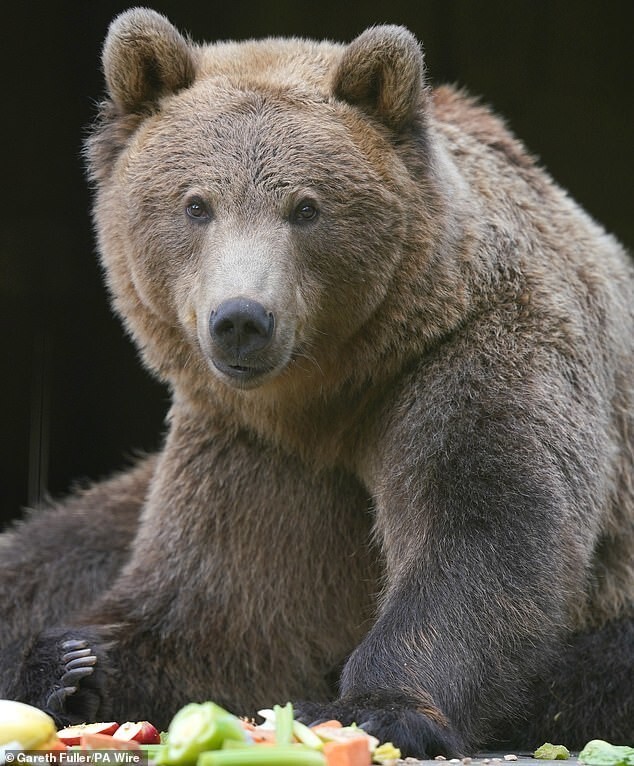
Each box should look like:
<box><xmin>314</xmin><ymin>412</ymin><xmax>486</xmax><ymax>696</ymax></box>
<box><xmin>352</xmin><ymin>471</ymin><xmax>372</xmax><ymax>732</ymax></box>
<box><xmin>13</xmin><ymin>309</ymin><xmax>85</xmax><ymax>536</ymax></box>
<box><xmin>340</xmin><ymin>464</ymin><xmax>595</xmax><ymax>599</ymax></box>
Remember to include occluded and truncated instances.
<box><xmin>2</xmin><ymin>1</ymin><xmax>633</xmax><ymax>527</ymax></box>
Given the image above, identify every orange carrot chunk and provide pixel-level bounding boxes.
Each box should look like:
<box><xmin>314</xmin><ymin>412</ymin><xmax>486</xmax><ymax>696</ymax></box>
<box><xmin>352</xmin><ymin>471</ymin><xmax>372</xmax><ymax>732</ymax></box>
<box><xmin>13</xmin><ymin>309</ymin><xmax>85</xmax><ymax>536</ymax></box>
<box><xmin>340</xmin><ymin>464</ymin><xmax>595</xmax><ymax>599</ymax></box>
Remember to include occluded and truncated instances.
<box><xmin>323</xmin><ymin>736</ymin><xmax>371</xmax><ymax>766</ymax></box>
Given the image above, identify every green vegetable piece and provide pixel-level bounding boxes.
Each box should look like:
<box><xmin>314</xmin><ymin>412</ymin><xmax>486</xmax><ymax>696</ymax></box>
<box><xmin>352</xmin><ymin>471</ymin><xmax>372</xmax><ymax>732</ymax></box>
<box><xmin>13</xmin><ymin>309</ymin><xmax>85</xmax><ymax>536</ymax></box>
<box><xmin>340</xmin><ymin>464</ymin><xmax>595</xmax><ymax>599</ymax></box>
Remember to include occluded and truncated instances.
<box><xmin>374</xmin><ymin>741</ymin><xmax>402</xmax><ymax>762</ymax></box>
<box><xmin>198</xmin><ymin>745</ymin><xmax>325</xmax><ymax>765</ymax></box>
<box><xmin>579</xmin><ymin>740</ymin><xmax>634</xmax><ymax>766</ymax></box>
<box><xmin>219</xmin><ymin>740</ymin><xmax>250</xmax><ymax>750</ymax></box>
<box><xmin>273</xmin><ymin>702</ymin><xmax>294</xmax><ymax>746</ymax></box>
<box><xmin>139</xmin><ymin>744</ymin><xmax>167</xmax><ymax>760</ymax></box>
<box><xmin>162</xmin><ymin>702</ymin><xmax>247</xmax><ymax>765</ymax></box>
<box><xmin>534</xmin><ymin>743</ymin><xmax>571</xmax><ymax>760</ymax></box>
<box><xmin>292</xmin><ymin>719</ymin><xmax>323</xmax><ymax>750</ymax></box>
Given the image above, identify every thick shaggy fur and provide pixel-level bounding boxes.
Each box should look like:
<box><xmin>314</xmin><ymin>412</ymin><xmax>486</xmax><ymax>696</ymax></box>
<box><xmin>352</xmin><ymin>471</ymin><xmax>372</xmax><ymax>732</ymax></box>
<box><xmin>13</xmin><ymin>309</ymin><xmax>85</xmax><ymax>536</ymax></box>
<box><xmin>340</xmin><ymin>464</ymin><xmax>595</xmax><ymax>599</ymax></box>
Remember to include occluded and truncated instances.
<box><xmin>1</xmin><ymin>9</ymin><xmax>632</xmax><ymax>757</ymax></box>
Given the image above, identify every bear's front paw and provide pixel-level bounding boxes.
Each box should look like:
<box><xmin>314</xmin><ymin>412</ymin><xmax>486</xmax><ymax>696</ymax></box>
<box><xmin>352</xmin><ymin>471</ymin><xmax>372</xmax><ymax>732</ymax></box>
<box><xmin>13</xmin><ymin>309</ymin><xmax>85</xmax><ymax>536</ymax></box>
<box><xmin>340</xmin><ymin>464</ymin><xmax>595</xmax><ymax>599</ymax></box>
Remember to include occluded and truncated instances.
<box><xmin>294</xmin><ymin>692</ymin><xmax>464</xmax><ymax>759</ymax></box>
<box><xmin>45</xmin><ymin>639</ymin><xmax>99</xmax><ymax>724</ymax></box>
<box><xmin>11</xmin><ymin>629</ymin><xmax>108</xmax><ymax>727</ymax></box>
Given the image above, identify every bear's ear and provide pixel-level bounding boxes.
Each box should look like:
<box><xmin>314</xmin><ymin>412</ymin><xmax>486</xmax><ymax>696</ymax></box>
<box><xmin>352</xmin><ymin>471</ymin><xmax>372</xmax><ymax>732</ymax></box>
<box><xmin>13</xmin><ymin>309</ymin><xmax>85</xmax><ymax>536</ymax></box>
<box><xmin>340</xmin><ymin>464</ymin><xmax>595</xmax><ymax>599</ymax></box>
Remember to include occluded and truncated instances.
<box><xmin>102</xmin><ymin>8</ymin><xmax>196</xmax><ymax>114</ymax></box>
<box><xmin>333</xmin><ymin>25</ymin><xmax>426</xmax><ymax>131</ymax></box>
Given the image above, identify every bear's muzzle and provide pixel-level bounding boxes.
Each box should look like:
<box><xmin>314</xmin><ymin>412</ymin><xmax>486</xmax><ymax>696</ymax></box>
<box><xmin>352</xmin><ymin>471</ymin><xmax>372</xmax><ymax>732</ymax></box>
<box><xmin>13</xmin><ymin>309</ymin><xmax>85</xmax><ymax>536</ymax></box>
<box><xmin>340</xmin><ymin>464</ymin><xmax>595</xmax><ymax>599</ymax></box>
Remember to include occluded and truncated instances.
<box><xmin>208</xmin><ymin>297</ymin><xmax>277</xmax><ymax>385</ymax></box>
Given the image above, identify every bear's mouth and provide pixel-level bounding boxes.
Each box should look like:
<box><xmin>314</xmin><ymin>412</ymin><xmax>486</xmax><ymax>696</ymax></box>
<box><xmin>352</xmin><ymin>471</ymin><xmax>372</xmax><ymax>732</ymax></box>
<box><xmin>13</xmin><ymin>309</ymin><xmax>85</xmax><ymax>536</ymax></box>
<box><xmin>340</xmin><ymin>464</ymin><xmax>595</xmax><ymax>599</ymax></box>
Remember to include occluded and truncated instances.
<box><xmin>212</xmin><ymin>358</ymin><xmax>277</xmax><ymax>388</ymax></box>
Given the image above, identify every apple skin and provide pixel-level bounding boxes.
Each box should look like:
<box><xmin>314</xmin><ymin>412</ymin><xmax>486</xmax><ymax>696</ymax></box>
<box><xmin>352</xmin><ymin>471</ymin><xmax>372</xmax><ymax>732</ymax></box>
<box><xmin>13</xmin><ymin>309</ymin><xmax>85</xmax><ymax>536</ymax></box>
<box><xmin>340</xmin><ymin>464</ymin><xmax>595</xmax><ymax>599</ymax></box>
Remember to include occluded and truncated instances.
<box><xmin>113</xmin><ymin>721</ymin><xmax>161</xmax><ymax>745</ymax></box>
<box><xmin>57</xmin><ymin>722</ymin><xmax>119</xmax><ymax>746</ymax></box>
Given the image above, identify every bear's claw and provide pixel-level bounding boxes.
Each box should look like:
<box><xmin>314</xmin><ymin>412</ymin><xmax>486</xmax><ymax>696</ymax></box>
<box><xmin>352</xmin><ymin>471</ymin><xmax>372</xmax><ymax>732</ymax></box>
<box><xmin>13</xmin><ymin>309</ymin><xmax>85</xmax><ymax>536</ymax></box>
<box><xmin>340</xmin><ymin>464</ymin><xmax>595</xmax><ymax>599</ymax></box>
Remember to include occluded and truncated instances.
<box><xmin>45</xmin><ymin>686</ymin><xmax>78</xmax><ymax>717</ymax></box>
<box><xmin>61</xmin><ymin>639</ymin><xmax>91</xmax><ymax>653</ymax></box>
<box><xmin>44</xmin><ymin>639</ymin><xmax>97</xmax><ymax>720</ymax></box>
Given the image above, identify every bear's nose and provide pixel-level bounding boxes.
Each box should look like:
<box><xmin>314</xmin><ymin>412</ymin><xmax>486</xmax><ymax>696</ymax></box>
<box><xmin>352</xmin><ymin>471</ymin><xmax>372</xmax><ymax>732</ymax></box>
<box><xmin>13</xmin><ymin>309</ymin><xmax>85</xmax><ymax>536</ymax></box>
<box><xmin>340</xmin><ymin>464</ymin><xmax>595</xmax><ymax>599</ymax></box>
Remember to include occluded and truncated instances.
<box><xmin>209</xmin><ymin>298</ymin><xmax>274</xmax><ymax>357</ymax></box>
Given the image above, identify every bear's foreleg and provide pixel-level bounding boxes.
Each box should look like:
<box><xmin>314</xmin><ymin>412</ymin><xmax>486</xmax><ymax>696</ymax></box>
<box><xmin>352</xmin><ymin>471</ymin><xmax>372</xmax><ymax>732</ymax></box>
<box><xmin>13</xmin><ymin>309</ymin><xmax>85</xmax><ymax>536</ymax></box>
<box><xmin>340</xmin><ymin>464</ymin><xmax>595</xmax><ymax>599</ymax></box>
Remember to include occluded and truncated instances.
<box><xmin>298</xmin><ymin>359</ymin><xmax>608</xmax><ymax>757</ymax></box>
<box><xmin>7</xmin><ymin>411</ymin><xmax>378</xmax><ymax>729</ymax></box>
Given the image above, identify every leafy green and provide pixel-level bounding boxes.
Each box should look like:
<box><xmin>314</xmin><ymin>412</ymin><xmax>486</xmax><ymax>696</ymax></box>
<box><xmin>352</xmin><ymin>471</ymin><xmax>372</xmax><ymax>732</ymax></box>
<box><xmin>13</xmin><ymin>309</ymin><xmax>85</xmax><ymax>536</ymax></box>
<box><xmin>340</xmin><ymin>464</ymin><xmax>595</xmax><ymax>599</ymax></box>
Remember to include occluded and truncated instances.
<box><xmin>579</xmin><ymin>740</ymin><xmax>634</xmax><ymax>766</ymax></box>
<box><xmin>534</xmin><ymin>743</ymin><xmax>571</xmax><ymax>760</ymax></box>
<box><xmin>374</xmin><ymin>741</ymin><xmax>402</xmax><ymax>762</ymax></box>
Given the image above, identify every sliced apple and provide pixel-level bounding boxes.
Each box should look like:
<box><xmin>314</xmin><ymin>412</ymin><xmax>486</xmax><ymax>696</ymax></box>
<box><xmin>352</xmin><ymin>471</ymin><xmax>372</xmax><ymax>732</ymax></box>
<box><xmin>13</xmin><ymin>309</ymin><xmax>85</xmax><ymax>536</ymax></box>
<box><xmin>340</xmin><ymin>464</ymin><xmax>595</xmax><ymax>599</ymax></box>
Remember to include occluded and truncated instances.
<box><xmin>57</xmin><ymin>722</ymin><xmax>119</xmax><ymax>746</ymax></box>
<box><xmin>113</xmin><ymin>721</ymin><xmax>161</xmax><ymax>745</ymax></box>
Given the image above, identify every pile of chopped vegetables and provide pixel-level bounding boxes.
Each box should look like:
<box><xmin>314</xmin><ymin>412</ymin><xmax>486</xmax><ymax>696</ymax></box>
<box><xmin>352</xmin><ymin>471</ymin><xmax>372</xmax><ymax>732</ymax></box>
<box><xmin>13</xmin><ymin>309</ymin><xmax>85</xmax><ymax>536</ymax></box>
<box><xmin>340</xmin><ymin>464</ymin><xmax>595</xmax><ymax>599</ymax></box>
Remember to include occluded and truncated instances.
<box><xmin>0</xmin><ymin>699</ymin><xmax>399</xmax><ymax>766</ymax></box>
<box><xmin>2</xmin><ymin>698</ymin><xmax>633</xmax><ymax>766</ymax></box>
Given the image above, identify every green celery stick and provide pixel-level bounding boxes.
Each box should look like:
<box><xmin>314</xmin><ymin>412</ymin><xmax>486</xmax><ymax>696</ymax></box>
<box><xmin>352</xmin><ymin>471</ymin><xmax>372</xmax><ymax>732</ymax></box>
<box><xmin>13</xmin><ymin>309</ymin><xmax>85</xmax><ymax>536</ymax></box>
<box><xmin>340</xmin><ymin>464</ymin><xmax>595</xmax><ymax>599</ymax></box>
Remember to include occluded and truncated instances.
<box><xmin>273</xmin><ymin>703</ymin><xmax>294</xmax><ymax>746</ymax></box>
<box><xmin>292</xmin><ymin>719</ymin><xmax>323</xmax><ymax>750</ymax></box>
<box><xmin>198</xmin><ymin>745</ymin><xmax>326</xmax><ymax>765</ymax></box>
<box><xmin>139</xmin><ymin>744</ymin><xmax>167</xmax><ymax>760</ymax></box>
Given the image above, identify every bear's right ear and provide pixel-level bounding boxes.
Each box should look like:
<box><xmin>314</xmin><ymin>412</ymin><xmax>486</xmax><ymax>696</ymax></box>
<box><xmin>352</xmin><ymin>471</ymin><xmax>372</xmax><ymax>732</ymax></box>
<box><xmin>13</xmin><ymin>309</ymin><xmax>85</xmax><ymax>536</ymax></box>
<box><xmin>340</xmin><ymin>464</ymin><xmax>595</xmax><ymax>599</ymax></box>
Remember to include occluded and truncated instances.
<box><xmin>102</xmin><ymin>8</ymin><xmax>196</xmax><ymax>114</ymax></box>
<box><xmin>333</xmin><ymin>25</ymin><xmax>427</xmax><ymax>131</ymax></box>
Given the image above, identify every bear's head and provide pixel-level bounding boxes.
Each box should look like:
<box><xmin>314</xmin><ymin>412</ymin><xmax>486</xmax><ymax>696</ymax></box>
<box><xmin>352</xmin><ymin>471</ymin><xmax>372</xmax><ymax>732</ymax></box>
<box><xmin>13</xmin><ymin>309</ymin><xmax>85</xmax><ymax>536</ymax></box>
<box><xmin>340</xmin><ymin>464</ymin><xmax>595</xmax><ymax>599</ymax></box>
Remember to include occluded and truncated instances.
<box><xmin>87</xmin><ymin>9</ymin><xmax>463</xmax><ymax>404</ymax></box>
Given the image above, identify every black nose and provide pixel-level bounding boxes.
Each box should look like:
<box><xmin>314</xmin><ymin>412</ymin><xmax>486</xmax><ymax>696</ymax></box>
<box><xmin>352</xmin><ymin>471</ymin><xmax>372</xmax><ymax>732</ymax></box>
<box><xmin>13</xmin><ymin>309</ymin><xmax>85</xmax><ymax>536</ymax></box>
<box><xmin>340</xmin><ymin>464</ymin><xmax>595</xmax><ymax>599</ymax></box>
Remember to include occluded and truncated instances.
<box><xmin>209</xmin><ymin>298</ymin><xmax>274</xmax><ymax>357</ymax></box>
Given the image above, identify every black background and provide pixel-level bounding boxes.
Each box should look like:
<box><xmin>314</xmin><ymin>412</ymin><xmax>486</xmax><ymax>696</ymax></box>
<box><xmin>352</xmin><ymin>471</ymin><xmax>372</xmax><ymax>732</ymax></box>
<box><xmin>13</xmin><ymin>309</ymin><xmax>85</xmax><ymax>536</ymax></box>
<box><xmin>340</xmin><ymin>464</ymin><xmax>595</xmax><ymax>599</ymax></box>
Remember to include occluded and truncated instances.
<box><xmin>2</xmin><ymin>1</ymin><xmax>633</xmax><ymax>527</ymax></box>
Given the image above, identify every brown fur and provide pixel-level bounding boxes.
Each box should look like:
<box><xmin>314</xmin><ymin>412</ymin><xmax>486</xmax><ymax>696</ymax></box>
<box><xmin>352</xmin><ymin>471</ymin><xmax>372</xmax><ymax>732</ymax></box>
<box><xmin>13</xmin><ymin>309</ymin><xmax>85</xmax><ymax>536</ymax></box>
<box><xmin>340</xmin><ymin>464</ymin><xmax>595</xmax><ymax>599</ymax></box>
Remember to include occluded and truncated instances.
<box><xmin>0</xmin><ymin>9</ymin><xmax>632</xmax><ymax>757</ymax></box>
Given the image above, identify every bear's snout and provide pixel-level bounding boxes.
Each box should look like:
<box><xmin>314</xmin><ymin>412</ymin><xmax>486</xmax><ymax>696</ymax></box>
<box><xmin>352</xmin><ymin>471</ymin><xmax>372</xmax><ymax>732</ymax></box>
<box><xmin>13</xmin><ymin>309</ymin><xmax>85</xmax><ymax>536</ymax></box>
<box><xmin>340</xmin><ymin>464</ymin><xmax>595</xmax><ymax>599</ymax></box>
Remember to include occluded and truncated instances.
<box><xmin>210</xmin><ymin>297</ymin><xmax>274</xmax><ymax>355</ymax></box>
<box><xmin>207</xmin><ymin>297</ymin><xmax>280</xmax><ymax>385</ymax></box>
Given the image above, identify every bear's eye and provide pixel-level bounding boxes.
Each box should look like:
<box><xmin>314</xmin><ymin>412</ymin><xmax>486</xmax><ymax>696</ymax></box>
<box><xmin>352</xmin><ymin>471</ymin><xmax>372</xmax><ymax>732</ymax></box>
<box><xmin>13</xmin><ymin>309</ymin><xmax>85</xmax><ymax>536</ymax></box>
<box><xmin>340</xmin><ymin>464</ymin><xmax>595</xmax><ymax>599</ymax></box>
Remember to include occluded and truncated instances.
<box><xmin>292</xmin><ymin>200</ymin><xmax>319</xmax><ymax>224</ymax></box>
<box><xmin>185</xmin><ymin>197</ymin><xmax>212</xmax><ymax>221</ymax></box>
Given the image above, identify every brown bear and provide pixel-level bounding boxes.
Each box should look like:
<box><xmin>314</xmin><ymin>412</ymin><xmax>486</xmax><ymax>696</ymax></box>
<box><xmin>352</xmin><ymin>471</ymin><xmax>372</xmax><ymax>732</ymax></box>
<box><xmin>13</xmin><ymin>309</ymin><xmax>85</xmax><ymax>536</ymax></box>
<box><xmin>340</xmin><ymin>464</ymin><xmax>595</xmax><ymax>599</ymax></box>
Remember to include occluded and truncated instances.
<box><xmin>1</xmin><ymin>7</ymin><xmax>632</xmax><ymax>758</ymax></box>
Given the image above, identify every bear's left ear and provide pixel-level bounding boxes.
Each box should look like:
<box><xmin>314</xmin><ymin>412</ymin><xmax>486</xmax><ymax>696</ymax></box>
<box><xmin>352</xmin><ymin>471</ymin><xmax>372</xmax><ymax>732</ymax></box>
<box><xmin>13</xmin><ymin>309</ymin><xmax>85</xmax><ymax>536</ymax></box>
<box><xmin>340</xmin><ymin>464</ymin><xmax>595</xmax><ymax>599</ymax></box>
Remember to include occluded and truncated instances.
<box><xmin>333</xmin><ymin>25</ymin><xmax>427</xmax><ymax>131</ymax></box>
<box><xmin>102</xmin><ymin>8</ymin><xmax>196</xmax><ymax>114</ymax></box>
